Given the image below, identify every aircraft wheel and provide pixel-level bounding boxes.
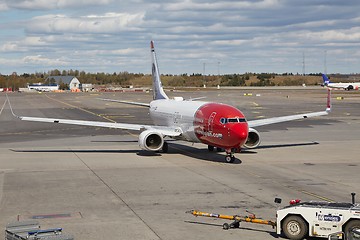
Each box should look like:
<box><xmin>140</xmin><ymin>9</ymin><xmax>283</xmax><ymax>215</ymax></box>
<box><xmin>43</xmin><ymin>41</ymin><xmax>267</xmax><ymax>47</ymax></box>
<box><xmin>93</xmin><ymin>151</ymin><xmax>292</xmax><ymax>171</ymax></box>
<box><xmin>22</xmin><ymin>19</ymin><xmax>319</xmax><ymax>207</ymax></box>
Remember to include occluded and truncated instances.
<box><xmin>162</xmin><ymin>142</ymin><xmax>168</xmax><ymax>153</ymax></box>
<box><xmin>208</xmin><ymin>145</ymin><xmax>214</xmax><ymax>151</ymax></box>
<box><xmin>225</xmin><ymin>155</ymin><xmax>235</xmax><ymax>163</ymax></box>
<box><xmin>222</xmin><ymin>223</ymin><xmax>229</xmax><ymax>230</ymax></box>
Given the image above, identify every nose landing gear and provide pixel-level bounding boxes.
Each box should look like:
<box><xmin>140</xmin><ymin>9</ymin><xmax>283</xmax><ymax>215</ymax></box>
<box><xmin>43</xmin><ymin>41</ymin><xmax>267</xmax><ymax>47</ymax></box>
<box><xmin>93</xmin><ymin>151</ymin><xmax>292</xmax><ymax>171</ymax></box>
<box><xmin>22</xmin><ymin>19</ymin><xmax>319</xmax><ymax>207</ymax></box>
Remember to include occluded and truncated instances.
<box><xmin>225</xmin><ymin>155</ymin><xmax>235</xmax><ymax>163</ymax></box>
<box><xmin>225</xmin><ymin>148</ymin><xmax>236</xmax><ymax>163</ymax></box>
<box><xmin>208</xmin><ymin>145</ymin><xmax>237</xmax><ymax>163</ymax></box>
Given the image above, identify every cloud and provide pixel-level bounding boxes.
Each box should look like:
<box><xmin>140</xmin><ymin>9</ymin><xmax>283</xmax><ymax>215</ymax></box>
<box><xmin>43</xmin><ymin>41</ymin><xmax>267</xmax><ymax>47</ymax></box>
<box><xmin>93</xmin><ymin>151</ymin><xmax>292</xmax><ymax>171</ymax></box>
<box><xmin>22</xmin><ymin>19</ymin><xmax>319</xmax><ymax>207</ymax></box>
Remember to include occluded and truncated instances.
<box><xmin>0</xmin><ymin>2</ymin><xmax>8</xmax><ymax>11</ymax></box>
<box><xmin>26</xmin><ymin>12</ymin><xmax>145</xmax><ymax>34</ymax></box>
<box><xmin>164</xmin><ymin>0</ymin><xmax>281</xmax><ymax>11</ymax></box>
<box><xmin>23</xmin><ymin>54</ymin><xmax>67</xmax><ymax>65</ymax></box>
<box><xmin>1</xmin><ymin>0</ymin><xmax>360</xmax><ymax>74</ymax></box>
<box><xmin>307</xmin><ymin>28</ymin><xmax>360</xmax><ymax>42</ymax></box>
<box><xmin>4</xmin><ymin>0</ymin><xmax>112</xmax><ymax>10</ymax></box>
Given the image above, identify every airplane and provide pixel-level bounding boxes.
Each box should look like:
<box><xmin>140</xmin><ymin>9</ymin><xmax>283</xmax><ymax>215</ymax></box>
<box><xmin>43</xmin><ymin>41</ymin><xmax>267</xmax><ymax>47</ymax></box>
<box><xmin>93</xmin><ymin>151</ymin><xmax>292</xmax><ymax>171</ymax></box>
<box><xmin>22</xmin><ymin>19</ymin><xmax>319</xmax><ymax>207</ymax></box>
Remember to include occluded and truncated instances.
<box><xmin>9</xmin><ymin>41</ymin><xmax>332</xmax><ymax>163</ymax></box>
<box><xmin>322</xmin><ymin>73</ymin><xmax>360</xmax><ymax>90</ymax></box>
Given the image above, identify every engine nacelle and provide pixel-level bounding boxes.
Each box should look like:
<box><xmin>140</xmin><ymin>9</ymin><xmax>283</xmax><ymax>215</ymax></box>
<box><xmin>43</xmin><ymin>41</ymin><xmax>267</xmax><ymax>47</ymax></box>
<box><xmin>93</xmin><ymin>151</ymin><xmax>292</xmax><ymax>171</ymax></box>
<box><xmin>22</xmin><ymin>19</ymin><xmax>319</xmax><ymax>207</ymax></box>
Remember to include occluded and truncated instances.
<box><xmin>139</xmin><ymin>130</ymin><xmax>164</xmax><ymax>151</ymax></box>
<box><xmin>347</xmin><ymin>85</ymin><xmax>354</xmax><ymax>91</ymax></box>
<box><xmin>243</xmin><ymin>128</ymin><xmax>261</xmax><ymax>149</ymax></box>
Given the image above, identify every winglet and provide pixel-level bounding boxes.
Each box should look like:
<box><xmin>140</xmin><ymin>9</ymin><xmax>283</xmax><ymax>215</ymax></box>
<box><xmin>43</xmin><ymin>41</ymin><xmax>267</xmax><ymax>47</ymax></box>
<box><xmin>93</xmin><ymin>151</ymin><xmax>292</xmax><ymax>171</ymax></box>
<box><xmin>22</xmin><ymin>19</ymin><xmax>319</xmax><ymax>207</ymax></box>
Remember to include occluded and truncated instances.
<box><xmin>151</xmin><ymin>41</ymin><xmax>169</xmax><ymax>100</ymax></box>
<box><xmin>326</xmin><ymin>87</ymin><xmax>331</xmax><ymax>113</ymax></box>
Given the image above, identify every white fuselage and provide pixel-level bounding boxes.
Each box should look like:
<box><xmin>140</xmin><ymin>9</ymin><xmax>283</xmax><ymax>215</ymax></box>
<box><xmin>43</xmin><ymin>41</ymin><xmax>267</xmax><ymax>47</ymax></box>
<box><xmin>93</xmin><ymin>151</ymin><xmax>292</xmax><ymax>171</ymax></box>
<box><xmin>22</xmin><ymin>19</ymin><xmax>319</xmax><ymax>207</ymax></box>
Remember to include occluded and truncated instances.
<box><xmin>327</xmin><ymin>82</ymin><xmax>360</xmax><ymax>90</ymax></box>
<box><xmin>149</xmin><ymin>99</ymin><xmax>207</xmax><ymax>142</ymax></box>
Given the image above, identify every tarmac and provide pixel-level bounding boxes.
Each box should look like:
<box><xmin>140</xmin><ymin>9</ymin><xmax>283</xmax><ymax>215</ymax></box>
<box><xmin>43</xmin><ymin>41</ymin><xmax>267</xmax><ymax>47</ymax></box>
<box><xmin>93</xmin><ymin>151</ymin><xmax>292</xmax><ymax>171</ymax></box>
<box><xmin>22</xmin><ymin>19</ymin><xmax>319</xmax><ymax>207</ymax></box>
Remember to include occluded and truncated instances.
<box><xmin>0</xmin><ymin>87</ymin><xmax>359</xmax><ymax>239</ymax></box>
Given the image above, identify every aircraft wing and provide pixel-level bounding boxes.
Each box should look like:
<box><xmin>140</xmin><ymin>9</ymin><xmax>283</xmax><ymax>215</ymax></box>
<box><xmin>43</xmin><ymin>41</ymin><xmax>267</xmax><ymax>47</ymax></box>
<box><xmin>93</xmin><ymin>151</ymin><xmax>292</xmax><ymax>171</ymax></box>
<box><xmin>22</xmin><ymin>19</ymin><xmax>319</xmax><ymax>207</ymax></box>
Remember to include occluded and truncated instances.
<box><xmin>7</xmin><ymin>93</ymin><xmax>179</xmax><ymax>137</ymax></box>
<box><xmin>99</xmin><ymin>98</ymin><xmax>150</xmax><ymax>107</ymax></box>
<box><xmin>17</xmin><ymin>116</ymin><xmax>182</xmax><ymax>137</ymax></box>
<box><xmin>247</xmin><ymin>110</ymin><xmax>328</xmax><ymax>128</ymax></box>
<box><xmin>248</xmin><ymin>88</ymin><xmax>331</xmax><ymax>128</ymax></box>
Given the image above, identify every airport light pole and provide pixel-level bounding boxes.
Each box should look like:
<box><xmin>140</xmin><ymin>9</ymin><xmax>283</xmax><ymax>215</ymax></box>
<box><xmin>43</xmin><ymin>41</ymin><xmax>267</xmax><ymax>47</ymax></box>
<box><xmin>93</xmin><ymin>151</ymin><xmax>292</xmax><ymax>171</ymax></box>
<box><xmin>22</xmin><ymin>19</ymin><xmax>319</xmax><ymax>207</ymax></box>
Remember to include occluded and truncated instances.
<box><xmin>203</xmin><ymin>62</ymin><xmax>206</xmax><ymax>87</ymax></box>
<box><xmin>324</xmin><ymin>50</ymin><xmax>327</xmax><ymax>75</ymax></box>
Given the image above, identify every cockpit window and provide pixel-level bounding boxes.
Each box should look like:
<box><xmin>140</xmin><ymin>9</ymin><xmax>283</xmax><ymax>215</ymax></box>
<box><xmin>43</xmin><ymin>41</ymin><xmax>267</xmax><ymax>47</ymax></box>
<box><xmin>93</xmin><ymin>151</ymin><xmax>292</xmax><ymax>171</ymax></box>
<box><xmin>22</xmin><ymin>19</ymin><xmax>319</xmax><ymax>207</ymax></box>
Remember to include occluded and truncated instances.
<box><xmin>228</xmin><ymin>118</ymin><xmax>238</xmax><ymax>123</ymax></box>
<box><xmin>220</xmin><ymin>117</ymin><xmax>246</xmax><ymax>124</ymax></box>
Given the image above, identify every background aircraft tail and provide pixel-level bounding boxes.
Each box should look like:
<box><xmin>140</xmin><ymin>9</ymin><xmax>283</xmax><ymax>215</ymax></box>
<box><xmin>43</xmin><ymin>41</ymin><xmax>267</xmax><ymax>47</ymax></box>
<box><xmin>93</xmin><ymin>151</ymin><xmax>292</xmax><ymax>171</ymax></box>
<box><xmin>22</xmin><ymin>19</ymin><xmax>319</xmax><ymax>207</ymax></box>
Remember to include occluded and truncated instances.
<box><xmin>322</xmin><ymin>73</ymin><xmax>330</xmax><ymax>86</ymax></box>
<box><xmin>151</xmin><ymin>41</ymin><xmax>169</xmax><ymax>100</ymax></box>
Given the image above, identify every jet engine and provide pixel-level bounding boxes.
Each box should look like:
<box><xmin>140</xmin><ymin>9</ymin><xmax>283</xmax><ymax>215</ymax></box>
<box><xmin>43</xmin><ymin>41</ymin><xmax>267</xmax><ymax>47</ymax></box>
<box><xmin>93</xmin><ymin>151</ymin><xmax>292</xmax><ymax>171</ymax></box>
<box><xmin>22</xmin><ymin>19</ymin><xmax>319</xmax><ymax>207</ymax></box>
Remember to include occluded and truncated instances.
<box><xmin>139</xmin><ymin>130</ymin><xmax>164</xmax><ymax>151</ymax></box>
<box><xmin>347</xmin><ymin>85</ymin><xmax>354</xmax><ymax>91</ymax></box>
<box><xmin>243</xmin><ymin>128</ymin><xmax>261</xmax><ymax>149</ymax></box>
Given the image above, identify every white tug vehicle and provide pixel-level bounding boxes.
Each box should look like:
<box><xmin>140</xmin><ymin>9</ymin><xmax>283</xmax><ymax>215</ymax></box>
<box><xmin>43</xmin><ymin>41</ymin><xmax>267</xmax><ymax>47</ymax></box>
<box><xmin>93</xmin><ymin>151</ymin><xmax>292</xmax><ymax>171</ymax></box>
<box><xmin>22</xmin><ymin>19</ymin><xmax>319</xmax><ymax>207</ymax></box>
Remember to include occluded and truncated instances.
<box><xmin>189</xmin><ymin>193</ymin><xmax>360</xmax><ymax>240</ymax></box>
<box><xmin>277</xmin><ymin>193</ymin><xmax>360</xmax><ymax>239</ymax></box>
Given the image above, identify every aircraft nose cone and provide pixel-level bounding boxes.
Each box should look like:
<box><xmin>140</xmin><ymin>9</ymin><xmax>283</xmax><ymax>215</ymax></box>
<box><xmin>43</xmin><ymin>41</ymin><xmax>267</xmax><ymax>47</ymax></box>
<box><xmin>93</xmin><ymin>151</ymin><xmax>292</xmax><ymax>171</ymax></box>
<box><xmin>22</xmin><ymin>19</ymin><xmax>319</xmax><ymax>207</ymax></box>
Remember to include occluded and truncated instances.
<box><xmin>231</xmin><ymin>123</ymin><xmax>249</xmax><ymax>145</ymax></box>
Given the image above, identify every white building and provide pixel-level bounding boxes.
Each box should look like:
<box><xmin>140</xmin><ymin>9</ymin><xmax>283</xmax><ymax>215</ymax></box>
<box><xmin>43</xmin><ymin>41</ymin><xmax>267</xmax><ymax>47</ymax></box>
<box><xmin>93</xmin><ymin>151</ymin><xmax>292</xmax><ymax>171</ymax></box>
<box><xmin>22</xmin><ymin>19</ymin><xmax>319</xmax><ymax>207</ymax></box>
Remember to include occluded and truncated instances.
<box><xmin>46</xmin><ymin>76</ymin><xmax>80</xmax><ymax>90</ymax></box>
<box><xmin>28</xmin><ymin>84</ymin><xmax>59</xmax><ymax>92</ymax></box>
<box><xmin>80</xmin><ymin>83</ymin><xmax>93</xmax><ymax>92</ymax></box>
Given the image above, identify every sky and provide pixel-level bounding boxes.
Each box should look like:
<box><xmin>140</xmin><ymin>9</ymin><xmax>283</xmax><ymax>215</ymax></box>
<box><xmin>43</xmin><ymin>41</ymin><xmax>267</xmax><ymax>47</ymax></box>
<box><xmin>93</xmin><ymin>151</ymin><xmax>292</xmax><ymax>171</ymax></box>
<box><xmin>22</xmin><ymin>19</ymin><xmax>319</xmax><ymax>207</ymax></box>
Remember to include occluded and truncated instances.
<box><xmin>0</xmin><ymin>0</ymin><xmax>360</xmax><ymax>75</ymax></box>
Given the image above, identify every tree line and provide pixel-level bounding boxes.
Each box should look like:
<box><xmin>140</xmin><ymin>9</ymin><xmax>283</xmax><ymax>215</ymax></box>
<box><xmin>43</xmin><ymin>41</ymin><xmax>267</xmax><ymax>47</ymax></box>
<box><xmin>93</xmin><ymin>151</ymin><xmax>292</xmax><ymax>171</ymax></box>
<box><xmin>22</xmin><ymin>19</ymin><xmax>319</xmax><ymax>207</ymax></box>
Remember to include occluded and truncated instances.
<box><xmin>0</xmin><ymin>69</ymin><xmax>332</xmax><ymax>90</ymax></box>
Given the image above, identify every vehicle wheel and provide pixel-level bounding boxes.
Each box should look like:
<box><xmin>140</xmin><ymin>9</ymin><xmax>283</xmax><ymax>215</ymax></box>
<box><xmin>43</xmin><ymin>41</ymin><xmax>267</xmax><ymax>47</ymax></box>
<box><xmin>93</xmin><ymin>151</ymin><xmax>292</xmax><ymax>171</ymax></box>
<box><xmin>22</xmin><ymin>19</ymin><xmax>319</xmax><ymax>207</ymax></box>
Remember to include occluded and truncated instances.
<box><xmin>223</xmin><ymin>223</ymin><xmax>229</xmax><ymax>230</ymax></box>
<box><xmin>282</xmin><ymin>215</ymin><xmax>308</xmax><ymax>240</ymax></box>
<box><xmin>162</xmin><ymin>142</ymin><xmax>168</xmax><ymax>153</ymax></box>
<box><xmin>208</xmin><ymin>145</ymin><xmax>214</xmax><ymax>151</ymax></box>
<box><xmin>230</xmin><ymin>221</ymin><xmax>240</xmax><ymax>228</ymax></box>
<box><xmin>344</xmin><ymin>220</ymin><xmax>360</xmax><ymax>240</ymax></box>
<box><xmin>225</xmin><ymin>156</ymin><xmax>235</xmax><ymax>163</ymax></box>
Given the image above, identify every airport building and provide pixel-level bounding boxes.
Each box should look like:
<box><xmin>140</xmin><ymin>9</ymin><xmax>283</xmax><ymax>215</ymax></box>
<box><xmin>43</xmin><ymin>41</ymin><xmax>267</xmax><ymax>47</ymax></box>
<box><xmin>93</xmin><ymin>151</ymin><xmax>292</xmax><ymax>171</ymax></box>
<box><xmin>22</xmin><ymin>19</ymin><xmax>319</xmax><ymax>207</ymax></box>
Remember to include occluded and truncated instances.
<box><xmin>45</xmin><ymin>76</ymin><xmax>81</xmax><ymax>90</ymax></box>
<box><xmin>28</xmin><ymin>84</ymin><xmax>59</xmax><ymax>92</ymax></box>
<box><xmin>80</xmin><ymin>83</ymin><xmax>93</xmax><ymax>92</ymax></box>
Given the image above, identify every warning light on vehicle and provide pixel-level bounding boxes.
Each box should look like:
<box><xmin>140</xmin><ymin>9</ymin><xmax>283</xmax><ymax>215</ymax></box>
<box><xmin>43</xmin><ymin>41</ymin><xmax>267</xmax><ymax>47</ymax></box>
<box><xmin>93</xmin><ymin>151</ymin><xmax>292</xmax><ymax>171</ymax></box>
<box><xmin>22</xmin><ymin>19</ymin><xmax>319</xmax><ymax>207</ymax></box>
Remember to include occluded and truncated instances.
<box><xmin>289</xmin><ymin>199</ymin><xmax>301</xmax><ymax>205</ymax></box>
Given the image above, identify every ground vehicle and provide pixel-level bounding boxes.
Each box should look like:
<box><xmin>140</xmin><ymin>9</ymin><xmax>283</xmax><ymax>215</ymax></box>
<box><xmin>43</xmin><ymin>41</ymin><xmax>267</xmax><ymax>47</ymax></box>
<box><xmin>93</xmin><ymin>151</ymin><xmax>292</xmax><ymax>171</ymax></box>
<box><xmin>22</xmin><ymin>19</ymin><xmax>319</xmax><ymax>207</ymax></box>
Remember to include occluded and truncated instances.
<box><xmin>277</xmin><ymin>200</ymin><xmax>360</xmax><ymax>239</ymax></box>
<box><xmin>188</xmin><ymin>194</ymin><xmax>360</xmax><ymax>239</ymax></box>
<box><xmin>5</xmin><ymin>220</ymin><xmax>73</xmax><ymax>240</ymax></box>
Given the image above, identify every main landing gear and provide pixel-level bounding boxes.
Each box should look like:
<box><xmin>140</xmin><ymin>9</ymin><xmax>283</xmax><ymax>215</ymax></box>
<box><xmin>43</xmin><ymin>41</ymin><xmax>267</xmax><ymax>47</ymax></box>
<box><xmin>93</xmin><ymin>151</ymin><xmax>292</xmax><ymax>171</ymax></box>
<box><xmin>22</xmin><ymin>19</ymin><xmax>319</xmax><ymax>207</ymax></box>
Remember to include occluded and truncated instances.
<box><xmin>162</xmin><ymin>142</ymin><xmax>168</xmax><ymax>153</ymax></box>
